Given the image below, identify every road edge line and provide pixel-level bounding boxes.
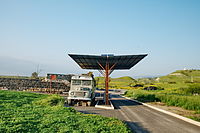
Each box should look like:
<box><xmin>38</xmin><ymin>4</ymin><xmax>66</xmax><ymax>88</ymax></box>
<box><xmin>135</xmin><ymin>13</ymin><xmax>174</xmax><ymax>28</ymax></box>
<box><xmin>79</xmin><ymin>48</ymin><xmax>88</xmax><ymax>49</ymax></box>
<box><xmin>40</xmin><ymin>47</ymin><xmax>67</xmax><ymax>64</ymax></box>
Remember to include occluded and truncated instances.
<box><xmin>122</xmin><ymin>96</ymin><xmax>200</xmax><ymax>127</ymax></box>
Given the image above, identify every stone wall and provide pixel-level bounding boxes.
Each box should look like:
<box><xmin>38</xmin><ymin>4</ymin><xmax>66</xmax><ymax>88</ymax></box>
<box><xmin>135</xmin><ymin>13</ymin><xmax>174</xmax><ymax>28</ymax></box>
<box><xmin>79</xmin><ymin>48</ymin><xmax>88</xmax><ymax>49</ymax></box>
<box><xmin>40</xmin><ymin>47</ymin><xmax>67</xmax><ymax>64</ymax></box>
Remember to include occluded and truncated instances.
<box><xmin>0</xmin><ymin>78</ymin><xmax>70</xmax><ymax>93</ymax></box>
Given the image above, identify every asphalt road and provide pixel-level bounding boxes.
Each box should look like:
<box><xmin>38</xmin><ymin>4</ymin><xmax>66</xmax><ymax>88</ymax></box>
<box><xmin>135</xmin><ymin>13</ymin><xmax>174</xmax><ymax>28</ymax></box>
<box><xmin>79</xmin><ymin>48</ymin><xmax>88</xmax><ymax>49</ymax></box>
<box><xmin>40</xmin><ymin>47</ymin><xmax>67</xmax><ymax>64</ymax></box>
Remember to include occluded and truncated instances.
<box><xmin>74</xmin><ymin>94</ymin><xmax>200</xmax><ymax>133</ymax></box>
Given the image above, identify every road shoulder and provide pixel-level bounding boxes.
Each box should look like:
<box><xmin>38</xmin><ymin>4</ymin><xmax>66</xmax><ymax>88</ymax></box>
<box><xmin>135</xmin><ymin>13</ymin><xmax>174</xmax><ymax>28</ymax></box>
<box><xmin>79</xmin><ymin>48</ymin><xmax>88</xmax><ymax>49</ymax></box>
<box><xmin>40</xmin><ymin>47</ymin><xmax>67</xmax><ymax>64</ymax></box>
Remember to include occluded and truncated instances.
<box><xmin>122</xmin><ymin>96</ymin><xmax>200</xmax><ymax>127</ymax></box>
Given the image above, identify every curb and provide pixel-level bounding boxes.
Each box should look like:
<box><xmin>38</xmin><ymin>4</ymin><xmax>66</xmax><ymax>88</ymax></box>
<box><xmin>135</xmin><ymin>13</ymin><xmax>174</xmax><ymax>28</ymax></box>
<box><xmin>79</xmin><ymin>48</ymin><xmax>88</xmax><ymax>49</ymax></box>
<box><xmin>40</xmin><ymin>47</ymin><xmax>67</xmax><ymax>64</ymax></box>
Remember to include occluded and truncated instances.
<box><xmin>95</xmin><ymin>100</ymin><xmax>115</xmax><ymax>110</ymax></box>
<box><xmin>122</xmin><ymin>96</ymin><xmax>200</xmax><ymax>127</ymax></box>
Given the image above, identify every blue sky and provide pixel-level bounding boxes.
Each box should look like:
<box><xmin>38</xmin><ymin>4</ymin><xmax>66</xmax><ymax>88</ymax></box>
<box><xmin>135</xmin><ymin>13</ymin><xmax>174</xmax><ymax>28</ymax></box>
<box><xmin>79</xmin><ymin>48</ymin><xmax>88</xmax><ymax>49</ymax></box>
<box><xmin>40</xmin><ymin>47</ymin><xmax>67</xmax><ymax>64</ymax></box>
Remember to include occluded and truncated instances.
<box><xmin>0</xmin><ymin>0</ymin><xmax>199</xmax><ymax>78</ymax></box>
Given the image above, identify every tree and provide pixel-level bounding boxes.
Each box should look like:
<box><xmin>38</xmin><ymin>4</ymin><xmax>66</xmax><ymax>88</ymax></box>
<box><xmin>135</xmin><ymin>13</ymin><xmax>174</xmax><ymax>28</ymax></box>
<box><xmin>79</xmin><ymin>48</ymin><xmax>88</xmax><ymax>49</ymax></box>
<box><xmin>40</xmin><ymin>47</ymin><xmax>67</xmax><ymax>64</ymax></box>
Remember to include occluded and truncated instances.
<box><xmin>31</xmin><ymin>72</ymin><xmax>39</xmax><ymax>79</ymax></box>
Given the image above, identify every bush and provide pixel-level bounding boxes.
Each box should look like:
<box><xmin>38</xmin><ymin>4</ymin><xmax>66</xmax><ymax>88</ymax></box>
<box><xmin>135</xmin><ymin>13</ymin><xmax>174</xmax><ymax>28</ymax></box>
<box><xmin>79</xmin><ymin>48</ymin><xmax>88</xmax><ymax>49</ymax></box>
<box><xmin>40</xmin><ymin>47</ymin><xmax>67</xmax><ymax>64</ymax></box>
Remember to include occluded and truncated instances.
<box><xmin>34</xmin><ymin>94</ymin><xmax>64</xmax><ymax>106</ymax></box>
<box><xmin>180</xmin><ymin>84</ymin><xmax>200</xmax><ymax>95</ymax></box>
<box><xmin>128</xmin><ymin>90</ymin><xmax>160</xmax><ymax>102</ymax></box>
<box><xmin>125</xmin><ymin>89</ymin><xmax>200</xmax><ymax>111</ymax></box>
<box><xmin>168</xmin><ymin>82</ymin><xmax>176</xmax><ymax>84</ymax></box>
<box><xmin>133</xmin><ymin>84</ymin><xmax>144</xmax><ymax>87</ymax></box>
<box><xmin>143</xmin><ymin>85</ymin><xmax>164</xmax><ymax>90</ymax></box>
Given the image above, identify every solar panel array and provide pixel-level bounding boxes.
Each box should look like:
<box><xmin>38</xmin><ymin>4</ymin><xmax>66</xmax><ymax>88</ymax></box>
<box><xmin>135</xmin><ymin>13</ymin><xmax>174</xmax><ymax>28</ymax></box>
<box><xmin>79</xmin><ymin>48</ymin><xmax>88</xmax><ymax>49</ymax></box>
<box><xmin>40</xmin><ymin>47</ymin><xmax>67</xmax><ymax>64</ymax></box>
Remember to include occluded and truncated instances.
<box><xmin>68</xmin><ymin>54</ymin><xmax>147</xmax><ymax>70</ymax></box>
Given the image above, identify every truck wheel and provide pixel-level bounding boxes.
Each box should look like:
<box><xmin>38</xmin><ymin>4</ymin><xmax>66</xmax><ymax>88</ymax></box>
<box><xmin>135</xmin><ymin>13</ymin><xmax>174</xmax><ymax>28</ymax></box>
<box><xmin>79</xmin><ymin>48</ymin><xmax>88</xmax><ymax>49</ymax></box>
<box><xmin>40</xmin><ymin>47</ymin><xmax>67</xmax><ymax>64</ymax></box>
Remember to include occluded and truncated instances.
<box><xmin>67</xmin><ymin>99</ymin><xmax>72</xmax><ymax>105</ymax></box>
<box><xmin>87</xmin><ymin>101</ymin><xmax>91</xmax><ymax>106</ymax></box>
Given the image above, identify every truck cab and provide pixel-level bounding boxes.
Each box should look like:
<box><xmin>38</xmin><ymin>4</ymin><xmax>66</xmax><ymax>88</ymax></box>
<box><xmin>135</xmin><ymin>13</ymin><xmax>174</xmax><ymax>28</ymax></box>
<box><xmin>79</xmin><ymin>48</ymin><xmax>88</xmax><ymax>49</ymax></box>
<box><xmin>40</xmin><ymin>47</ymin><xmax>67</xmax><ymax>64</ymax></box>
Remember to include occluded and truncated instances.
<box><xmin>67</xmin><ymin>75</ymin><xmax>95</xmax><ymax>106</ymax></box>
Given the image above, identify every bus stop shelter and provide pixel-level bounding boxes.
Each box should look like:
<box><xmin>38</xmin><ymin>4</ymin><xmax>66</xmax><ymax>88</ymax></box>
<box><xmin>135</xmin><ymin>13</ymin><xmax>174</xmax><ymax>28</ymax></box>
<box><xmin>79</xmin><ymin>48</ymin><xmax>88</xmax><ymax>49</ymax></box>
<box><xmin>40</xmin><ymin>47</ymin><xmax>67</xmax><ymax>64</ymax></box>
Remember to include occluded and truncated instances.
<box><xmin>68</xmin><ymin>54</ymin><xmax>147</xmax><ymax>105</ymax></box>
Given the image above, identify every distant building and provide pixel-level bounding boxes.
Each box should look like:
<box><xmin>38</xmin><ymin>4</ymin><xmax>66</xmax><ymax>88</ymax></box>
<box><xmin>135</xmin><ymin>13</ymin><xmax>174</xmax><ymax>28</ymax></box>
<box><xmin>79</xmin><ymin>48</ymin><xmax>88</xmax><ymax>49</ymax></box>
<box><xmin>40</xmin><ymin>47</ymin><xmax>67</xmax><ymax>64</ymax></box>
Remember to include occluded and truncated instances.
<box><xmin>45</xmin><ymin>73</ymin><xmax>74</xmax><ymax>84</ymax></box>
<box><xmin>155</xmin><ymin>77</ymin><xmax>160</xmax><ymax>82</ymax></box>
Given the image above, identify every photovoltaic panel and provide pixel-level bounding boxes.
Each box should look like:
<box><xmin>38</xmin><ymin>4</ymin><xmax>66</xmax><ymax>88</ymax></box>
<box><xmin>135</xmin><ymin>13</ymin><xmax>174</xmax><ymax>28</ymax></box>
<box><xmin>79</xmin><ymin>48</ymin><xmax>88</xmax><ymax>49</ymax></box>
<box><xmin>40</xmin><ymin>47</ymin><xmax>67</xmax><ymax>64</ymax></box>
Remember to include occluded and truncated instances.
<box><xmin>68</xmin><ymin>54</ymin><xmax>147</xmax><ymax>70</ymax></box>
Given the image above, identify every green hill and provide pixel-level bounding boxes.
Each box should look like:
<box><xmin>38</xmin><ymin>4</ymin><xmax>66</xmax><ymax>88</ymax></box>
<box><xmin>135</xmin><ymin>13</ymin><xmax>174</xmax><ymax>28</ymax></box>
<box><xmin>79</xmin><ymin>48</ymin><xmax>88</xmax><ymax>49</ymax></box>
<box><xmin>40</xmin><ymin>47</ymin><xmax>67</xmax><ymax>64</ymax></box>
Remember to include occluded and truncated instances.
<box><xmin>95</xmin><ymin>70</ymin><xmax>200</xmax><ymax>90</ymax></box>
<box><xmin>171</xmin><ymin>70</ymin><xmax>200</xmax><ymax>77</ymax></box>
<box><xmin>95</xmin><ymin>76</ymin><xmax>136</xmax><ymax>89</ymax></box>
<box><xmin>158</xmin><ymin>70</ymin><xmax>200</xmax><ymax>83</ymax></box>
<box><xmin>154</xmin><ymin>70</ymin><xmax>200</xmax><ymax>89</ymax></box>
<box><xmin>118</xmin><ymin>76</ymin><xmax>135</xmax><ymax>80</ymax></box>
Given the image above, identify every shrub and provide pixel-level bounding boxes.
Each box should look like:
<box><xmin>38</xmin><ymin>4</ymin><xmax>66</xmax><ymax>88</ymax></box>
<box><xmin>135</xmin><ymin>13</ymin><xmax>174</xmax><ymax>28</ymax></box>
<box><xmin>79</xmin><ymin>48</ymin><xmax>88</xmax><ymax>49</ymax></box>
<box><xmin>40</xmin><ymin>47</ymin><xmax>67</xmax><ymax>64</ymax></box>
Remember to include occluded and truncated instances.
<box><xmin>34</xmin><ymin>94</ymin><xmax>64</xmax><ymax>106</ymax></box>
<box><xmin>125</xmin><ymin>89</ymin><xmax>200</xmax><ymax>111</ymax></box>
<box><xmin>133</xmin><ymin>84</ymin><xmax>144</xmax><ymax>87</ymax></box>
<box><xmin>168</xmin><ymin>82</ymin><xmax>176</xmax><ymax>84</ymax></box>
<box><xmin>143</xmin><ymin>86</ymin><xmax>164</xmax><ymax>91</ymax></box>
<box><xmin>128</xmin><ymin>90</ymin><xmax>160</xmax><ymax>102</ymax></box>
<box><xmin>180</xmin><ymin>84</ymin><xmax>200</xmax><ymax>95</ymax></box>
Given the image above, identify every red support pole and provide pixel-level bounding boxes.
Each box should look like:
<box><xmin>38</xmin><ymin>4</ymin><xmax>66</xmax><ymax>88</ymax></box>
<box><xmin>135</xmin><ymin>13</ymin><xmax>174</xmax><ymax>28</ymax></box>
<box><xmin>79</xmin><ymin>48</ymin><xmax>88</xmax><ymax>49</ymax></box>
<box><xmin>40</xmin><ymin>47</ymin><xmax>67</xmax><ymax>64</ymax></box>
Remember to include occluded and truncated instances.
<box><xmin>98</xmin><ymin>60</ymin><xmax>116</xmax><ymax>105</ymax></box>
<box><xmin>105</xmin><ymin>63</ymin><xmax>109</xmax><ymax>105</ymax></box>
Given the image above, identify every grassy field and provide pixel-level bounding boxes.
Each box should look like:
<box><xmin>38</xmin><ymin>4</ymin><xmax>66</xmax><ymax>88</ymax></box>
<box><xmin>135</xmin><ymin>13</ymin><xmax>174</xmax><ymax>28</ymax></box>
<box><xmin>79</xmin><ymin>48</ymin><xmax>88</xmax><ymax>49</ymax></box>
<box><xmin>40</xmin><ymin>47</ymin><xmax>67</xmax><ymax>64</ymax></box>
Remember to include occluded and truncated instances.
<box><xmin>124</xmin><ymin>88</ymin><xmax>200</xmax><ymax>110</ymax></box>
<box><xmin>124</xmin><ymin>88</ymin><xmax>200</xmax><ymax>121</ymax></box>
<box><xmin>153</xmin><ymin>70</ymin><xmax>200</xmax><ymax>89</ymax></box>
<box><xmin>0</xmin><ymin>75</ymin><xmax>31</xmax><ymax>79</ymax></box>
<box><xmin>122</xmin><ymin>70</ymin><xmax>200</xmax><ymax>122</ymax></box>
<box><xmin>0</xmin><ymin>75</ymin><xmax>45</xmax><ymax>80</ymax></box>
<box><xmin>96</xmin><ymin>71</ymin><xmax>200</xmax><ymax>90</ymax></box>
<box><xmin>0</xmin><ymin>90</ymin><xmax>130</xmax><ymax>133</ymax></box>
<box><xmin>95</xmin><ymin>76</ymin><xmax>136</xmax><ymax>89</ymax></box>
<box><xmin>95</xmin><ymin>70</ymin><xmax>200</xmax><ymax>90</ymax></box>
<box><xmin>95</xmin><ymin>70</ymin><xmax>200</xmax><ymax>122</ymax></box>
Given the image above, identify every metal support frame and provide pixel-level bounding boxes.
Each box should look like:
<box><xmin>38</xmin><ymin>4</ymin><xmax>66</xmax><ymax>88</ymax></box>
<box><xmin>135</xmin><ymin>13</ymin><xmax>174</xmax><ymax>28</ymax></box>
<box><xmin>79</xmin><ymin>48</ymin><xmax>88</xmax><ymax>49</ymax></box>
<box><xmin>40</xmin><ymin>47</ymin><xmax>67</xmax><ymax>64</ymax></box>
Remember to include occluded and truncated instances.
<box><xmin>97</xmin><ymin>61</ymin><xmax>116</xmax><ymax>105</ymax></box>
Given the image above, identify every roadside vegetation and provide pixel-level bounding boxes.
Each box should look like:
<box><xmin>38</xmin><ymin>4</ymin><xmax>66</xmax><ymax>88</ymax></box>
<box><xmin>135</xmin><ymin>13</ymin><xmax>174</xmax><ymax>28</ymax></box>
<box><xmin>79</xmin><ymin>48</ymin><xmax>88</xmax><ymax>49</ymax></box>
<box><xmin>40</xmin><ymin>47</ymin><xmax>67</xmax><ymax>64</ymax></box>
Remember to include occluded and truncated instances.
<box><xmin>96</xmin><ymin>69</ymin><xmax>200</xmax><ymax>122</ymax></box>
<box><xmin>0</xmin><ymin>90</ymin><xmax>130</xmax><ymax>133</ymax></box>
<box><xmin>124</xmin><ymin>85</ymin><xmax>200</xmax><ymax>122</ymax></box>
<box><xmin>123</xmin><ymin>70</ymin><xmax>200</xmax><ymax>122</ymax></box>
<box><xmin>124</xmin><ymin>85</ymin><xmax>200</xmax><ymax>110</ymax></box>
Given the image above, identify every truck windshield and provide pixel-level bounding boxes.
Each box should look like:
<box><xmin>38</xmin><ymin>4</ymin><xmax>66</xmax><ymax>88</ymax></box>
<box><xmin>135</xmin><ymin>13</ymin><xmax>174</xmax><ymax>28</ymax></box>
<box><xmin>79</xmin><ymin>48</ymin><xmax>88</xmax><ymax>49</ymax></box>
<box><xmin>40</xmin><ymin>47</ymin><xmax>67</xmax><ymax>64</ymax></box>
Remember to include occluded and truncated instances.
<box><xmin>72</xmin><ymin>80</ymin><xmax>81</xmax><ymax>85</ymax></box>
<box><xmin>82</xmin><ymin>80</ymin><xmax>91</xmax><ymax>86</ymax></box>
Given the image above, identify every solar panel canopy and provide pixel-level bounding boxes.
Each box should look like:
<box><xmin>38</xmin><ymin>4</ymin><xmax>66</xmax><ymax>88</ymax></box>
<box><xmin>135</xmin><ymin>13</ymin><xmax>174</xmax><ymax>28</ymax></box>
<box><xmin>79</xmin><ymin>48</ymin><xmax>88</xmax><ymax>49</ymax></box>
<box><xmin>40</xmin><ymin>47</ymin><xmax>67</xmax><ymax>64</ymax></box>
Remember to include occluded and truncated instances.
<box><xmin>68</xmin><ymin>54</ymin><xmax>147</xmax><ymax>70</ymax></box>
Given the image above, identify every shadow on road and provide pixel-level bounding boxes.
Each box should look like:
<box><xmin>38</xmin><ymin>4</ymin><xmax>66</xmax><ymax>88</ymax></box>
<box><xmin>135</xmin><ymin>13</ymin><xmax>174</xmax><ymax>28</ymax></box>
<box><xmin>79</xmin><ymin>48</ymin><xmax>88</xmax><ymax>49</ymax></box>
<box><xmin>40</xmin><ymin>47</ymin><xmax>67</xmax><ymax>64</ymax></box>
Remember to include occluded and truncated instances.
<box><xmin>111</xmin><ymin>95</ymin><xmax>143</xmax><ymax>109</ymax></box>
<box><xmin>112</xmin><ymin>99</ymin><xmax>142</xmax><ymax>109</ymax></box>
<box><xmin>76</xmin><ymin>109</ymin><xmax>99</xmax><ymax>115</ymax></box>
<box><xmin>125</xmin><ymin>121</ymin><xmax>150</xmax><ymax>133</ymax></box>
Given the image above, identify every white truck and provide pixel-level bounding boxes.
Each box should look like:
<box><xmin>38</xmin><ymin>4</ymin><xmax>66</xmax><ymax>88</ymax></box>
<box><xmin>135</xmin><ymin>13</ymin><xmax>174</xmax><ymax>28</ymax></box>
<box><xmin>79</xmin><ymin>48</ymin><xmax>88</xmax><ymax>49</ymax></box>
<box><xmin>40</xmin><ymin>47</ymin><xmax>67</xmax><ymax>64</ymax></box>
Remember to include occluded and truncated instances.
<box><xmin>67</xmin><ymin>74</ymin><xmax>95</xmax><ymax>106</ymax></box>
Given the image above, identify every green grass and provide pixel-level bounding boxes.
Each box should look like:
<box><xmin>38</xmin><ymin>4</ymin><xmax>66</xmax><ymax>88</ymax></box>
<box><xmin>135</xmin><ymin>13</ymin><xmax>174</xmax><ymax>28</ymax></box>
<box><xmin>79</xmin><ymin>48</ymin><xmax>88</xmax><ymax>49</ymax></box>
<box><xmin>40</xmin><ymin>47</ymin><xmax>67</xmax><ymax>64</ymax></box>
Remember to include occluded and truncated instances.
<box><xmin>95</xmin><ymin>70</ymin><xmax>200</xmax><ymax>122</ymax></box>
<box><xmin>125</xmin><ymin>89</ymin><xmax>200</xmax><ymax>110</ymax></box>
<box><xmin>124</xmin><ymin>89</ymin><xmax>200</xmax><ymax>121</ymax></box>
<box><xmin>95</xmin><ymin>70</ymin><xmax>200</xmax><ymax>90</ymax></box>
<box><xmin>95</xmin><ymin>76</ymin><xmax>136</xmax><ymax>89</ymax></box>
<box><xmin>0</xmin><ymin>90</ymin><xmax>130</xmax><ymax>133</ymax></box>
<box><xmin>122</xmin><ymin>70</ymin><xmax>200</xmax><ymax>122</ymax></box>
<box><xmin>0</xmin><ymin>75</ymin><xmax>31</xmax><ymax>79</ymax></box>
<box><xmin>158</xmin><ymin>70</ymin><xmax>200</xmax><ymax>84</ymax></box>
<box><xmin>0</xmin><ymin>75</ymin><xmax>45</xmax><ymax>80</ymax></box>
